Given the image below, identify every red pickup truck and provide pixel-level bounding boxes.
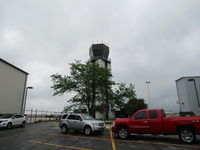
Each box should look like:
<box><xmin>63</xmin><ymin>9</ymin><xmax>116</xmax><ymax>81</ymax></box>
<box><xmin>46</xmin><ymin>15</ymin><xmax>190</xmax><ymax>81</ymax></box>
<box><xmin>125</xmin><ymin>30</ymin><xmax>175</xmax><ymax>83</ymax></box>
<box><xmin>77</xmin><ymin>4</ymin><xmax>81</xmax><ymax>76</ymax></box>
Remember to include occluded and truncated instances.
<box><xmin>112</xmin><ymin>109</ymin><xmax>200</xmax><ymax>143</ymax></box>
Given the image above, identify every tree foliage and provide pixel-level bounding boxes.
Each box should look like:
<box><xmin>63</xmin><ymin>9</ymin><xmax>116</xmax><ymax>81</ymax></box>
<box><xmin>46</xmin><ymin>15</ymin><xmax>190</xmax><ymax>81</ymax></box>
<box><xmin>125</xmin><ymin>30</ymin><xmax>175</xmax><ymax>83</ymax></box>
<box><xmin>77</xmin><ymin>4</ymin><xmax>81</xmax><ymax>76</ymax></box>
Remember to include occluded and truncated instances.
<box><xmin>124</xmin><ymin>98</ymin><xmax>147</xmax><ymax>116</ymax></box>
<box><xmin>51</xmin><ymin>60</ymin><xmax>113</xmax><ymax>117</ymax></box>
<box><xmin>51</xmin><ymin>60</ymin><xmax>147</xmax><ymax>118</ymax></box>
<box><xmin>113</xmin><ymin>83</ymin><xmax>136</xmax><ymax>110</ymax></box>
<box><xmin>113</xmin><ymin>83</ymin><xmax>147</xmax><ymax>117</ymax></box>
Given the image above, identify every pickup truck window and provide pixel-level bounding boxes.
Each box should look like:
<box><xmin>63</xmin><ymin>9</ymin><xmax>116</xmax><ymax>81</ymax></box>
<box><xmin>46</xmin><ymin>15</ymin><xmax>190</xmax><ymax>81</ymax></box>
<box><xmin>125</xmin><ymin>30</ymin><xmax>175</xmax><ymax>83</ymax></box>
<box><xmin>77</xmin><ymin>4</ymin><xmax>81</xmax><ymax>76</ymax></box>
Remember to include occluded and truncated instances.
<box><xmin>134</xmin><ymin>111</ymin><xmax>147</xmax><ymax>120</ymax></box>
<box><xmin>162</xmin><ymin>110</ymin><xmax>166</xmax><ymax>117</ymax></box>
<box><xmin>150</xmin><ymin>111</ymin><xmax>158</xmax><ymax>119</ymax></box>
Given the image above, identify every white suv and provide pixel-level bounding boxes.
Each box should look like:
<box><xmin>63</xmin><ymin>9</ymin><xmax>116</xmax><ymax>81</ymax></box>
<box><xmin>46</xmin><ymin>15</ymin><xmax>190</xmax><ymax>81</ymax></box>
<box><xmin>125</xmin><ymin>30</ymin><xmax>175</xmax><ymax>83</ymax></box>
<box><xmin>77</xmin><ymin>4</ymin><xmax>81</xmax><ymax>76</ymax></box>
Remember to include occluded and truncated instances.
<box><xmin>0</xmin><ymin>114</ymin><xmax>26</xmax><ymax>129</ymax></box>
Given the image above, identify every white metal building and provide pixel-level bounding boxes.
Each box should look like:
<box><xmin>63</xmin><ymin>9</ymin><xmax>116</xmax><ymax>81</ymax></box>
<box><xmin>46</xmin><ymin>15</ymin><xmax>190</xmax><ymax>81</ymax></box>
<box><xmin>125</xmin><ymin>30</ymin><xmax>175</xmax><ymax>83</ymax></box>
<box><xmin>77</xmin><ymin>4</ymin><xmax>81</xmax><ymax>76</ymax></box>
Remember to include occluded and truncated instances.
<box><xmin>0</xmin><ymin>58</ymin><xmax>28</xmax><ymax>114</ymax></box>
<box><xmin>176</xmin><ymin>76</ymin><xmax>200</xmax><ymax>116</ymax></box>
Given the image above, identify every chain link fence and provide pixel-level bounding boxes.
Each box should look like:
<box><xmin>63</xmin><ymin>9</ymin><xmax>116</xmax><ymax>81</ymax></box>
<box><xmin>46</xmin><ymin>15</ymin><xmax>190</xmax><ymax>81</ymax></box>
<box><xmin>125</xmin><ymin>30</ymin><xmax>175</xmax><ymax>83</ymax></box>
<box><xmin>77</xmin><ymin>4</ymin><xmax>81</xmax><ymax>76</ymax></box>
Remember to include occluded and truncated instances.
<box><xmin>25</xmin><ymin>110</ymin><xmax>64</xmax><ymax>123</ymax></box>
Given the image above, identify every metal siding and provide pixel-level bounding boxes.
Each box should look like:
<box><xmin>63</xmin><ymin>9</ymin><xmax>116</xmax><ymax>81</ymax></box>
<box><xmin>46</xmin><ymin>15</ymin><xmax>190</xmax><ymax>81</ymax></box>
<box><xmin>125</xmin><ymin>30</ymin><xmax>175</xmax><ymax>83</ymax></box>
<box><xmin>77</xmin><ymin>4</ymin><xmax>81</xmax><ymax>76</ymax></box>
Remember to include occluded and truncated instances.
<box><xmin>21</xmin><ymin>75</ymin><xmax>28</xmax><ymax>114</ymax></box>
<box><xmin>176</xmin><ymin>77</ymin><xmax>200</xmax><ymax>116</ymax></box>
<box><xmin>176</xmin><ymin>79</ymin><xmax>189</xmax><ymax>112</ymax></box>
<box><xmin>195</xmin><ymin>78</ymin><xmax>200</xmax><ymax>109</ymax></box>
<box><xmin>186</xmin><ymin>79</ymin><xmax>199</xmax><ymax>113</ymax></box>
<box><xmin>0</xmin><ymin>61</ymin><xmax>27</xmax><ymax>114</ymax></box>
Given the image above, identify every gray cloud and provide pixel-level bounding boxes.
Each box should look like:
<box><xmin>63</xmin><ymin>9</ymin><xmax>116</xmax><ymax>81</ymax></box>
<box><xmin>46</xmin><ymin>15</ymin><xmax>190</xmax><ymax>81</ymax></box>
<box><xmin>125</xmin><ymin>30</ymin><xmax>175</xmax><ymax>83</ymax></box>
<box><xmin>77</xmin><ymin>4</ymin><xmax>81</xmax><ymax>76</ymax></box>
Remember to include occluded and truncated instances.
<box><xmin>1</xmin><ymin>0</ymin><xmax>200</xmax><ymax>112</ymax></box>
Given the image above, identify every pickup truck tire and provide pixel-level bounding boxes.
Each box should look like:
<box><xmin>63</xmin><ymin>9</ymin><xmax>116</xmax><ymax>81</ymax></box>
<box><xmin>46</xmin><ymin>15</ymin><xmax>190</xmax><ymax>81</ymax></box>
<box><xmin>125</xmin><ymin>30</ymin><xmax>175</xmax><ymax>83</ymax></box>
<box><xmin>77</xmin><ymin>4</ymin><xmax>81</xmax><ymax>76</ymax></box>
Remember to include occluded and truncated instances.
<box><xmin>61</xmin><ymin>125</ymin><xmax>68</xmax><ymax>134</ymax></box>
<box><xmin>117</xmin><ymin>127</ymin><xmax>129</xmax><ymax>139</ymax></box>
<box><xmin>84</xmin><ymin>126</ymin><xmax>92</xmax><ymax>136</ymax></box>
<box><xmin>178</xmin><ymin>128</ymin><xmax>196</xmax><ymax>144</ymax></box>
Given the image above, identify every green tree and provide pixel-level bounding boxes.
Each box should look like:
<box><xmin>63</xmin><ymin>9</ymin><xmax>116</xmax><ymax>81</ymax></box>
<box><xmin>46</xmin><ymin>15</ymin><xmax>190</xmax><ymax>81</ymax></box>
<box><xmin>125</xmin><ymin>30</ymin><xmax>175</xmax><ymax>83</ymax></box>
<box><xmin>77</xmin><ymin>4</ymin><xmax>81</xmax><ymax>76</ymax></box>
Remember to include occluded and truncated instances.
<box><xmin>113</xmin><ymin>83</ymin><xmax>147</xmax><ymax>117</ymax></box>
<box><xmin>51</xmin><ymin>60</ymin><xmax>113</xmax><ymax>118</ymax></box>
<box><xmin>124</xmin><ymin>98</ymin><xmax>147</xmax><ymax>116</ymax></box>
<box><xmin>113</xmin><ymin>83</ymin><xmax>136</xmax><ymax>111</ymax></box>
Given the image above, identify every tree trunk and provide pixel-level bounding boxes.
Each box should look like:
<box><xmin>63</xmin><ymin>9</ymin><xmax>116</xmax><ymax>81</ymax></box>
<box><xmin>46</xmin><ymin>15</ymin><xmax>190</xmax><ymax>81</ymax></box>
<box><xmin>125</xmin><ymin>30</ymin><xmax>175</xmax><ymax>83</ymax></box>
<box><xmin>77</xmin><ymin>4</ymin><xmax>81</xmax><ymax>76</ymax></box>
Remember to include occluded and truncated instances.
<box><xmin>92</xmin><ymin>77</ymin><xmax>96</xmax><ymax>118</ymax></box>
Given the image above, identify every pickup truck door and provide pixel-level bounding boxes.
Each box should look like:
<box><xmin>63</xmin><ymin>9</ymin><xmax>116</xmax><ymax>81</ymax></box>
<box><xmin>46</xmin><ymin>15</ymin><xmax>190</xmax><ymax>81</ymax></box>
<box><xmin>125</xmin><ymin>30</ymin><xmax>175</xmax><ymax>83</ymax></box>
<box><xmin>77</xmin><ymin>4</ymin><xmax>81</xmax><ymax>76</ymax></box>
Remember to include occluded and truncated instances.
<box><xmin>147</xmin><ymin>110</ymin><xmax>163</xmax><ymax>134</ymax></box>
<box><xmin>130</xmin><ymin>111</ymin><xmax>150</xmax><ymax>133</ymax></box>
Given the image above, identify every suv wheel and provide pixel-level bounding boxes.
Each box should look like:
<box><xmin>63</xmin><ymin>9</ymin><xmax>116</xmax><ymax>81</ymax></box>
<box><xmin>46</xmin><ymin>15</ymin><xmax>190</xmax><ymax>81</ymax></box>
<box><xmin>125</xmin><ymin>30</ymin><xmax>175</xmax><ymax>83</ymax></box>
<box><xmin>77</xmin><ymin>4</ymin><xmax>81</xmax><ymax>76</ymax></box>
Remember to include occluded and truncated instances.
<box><xmin>7</xmin><ymin>123</ymin><xmax>12</xmax><ymax>129</ymax></box>
<box><xmin>21</xmin><ymin>121</ymin><xmax>26</xmax><ymax>128</ymax></box>
<box><xmin>84</xmin><ymin>126</ymin><xmax>92</xmax><ymax>136</ymax></box>
<box><xmin>61</xmin><ymin>125</ymin><xmax>68</xmax><ymax>134</ymax></box>
<box><xmin>178</xmin><ymin>128</ymin><xmax>196</xmax><ymax>143</ymax></box>
<box><xmin>117</xmin><ymin>127</ymin><xmax>128</xmax><ymax>139</ymax></box>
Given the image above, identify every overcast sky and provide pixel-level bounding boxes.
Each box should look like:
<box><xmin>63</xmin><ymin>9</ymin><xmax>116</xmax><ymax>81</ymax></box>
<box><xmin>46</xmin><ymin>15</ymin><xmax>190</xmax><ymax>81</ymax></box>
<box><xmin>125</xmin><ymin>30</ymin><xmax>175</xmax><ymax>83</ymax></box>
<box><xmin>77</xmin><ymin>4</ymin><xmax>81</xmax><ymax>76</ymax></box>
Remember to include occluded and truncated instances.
<box><xmin>1</xmin><ymin>0</ymin><xmax>200</xmax><ymax>112</ymax></box>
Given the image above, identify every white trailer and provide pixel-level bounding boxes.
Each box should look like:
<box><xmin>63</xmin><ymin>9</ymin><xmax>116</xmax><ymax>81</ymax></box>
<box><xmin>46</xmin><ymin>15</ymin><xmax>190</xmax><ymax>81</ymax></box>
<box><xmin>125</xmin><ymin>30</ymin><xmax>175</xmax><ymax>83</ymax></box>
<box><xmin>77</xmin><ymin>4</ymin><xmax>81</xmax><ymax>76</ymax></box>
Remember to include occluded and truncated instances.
<box><xmin>0</xmin><ymin>58</ymin><xmax>28</xmax><ymax>114</ymax></box>
<box><xmin>176</xmin><ymin>76</ymin><xmax>200</xmax><ymax>116</ymax></box>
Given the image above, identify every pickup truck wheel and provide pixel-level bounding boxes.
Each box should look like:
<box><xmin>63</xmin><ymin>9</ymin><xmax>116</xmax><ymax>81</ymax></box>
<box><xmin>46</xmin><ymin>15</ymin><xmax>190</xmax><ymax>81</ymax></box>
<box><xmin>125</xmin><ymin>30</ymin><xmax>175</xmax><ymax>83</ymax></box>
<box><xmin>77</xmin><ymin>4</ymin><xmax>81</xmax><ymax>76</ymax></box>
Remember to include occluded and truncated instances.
<box><xmin>61</xmin><ymin>125</ymin><xmax>68</xmax><ymax>134</ymax></box>
<box><xmin>84</xmin><ymin>126</ymin><xmax>92</xmax><ymax>136</ymax></box>
<box><xmin>178</xmin><ymin>128</ymin><xmax>196</xmax><ymax>143</ymax></box>
<box><xmin>117</xmin><ymin>127</ymin><xmax>128</xmax><ymax>139</ymax></box>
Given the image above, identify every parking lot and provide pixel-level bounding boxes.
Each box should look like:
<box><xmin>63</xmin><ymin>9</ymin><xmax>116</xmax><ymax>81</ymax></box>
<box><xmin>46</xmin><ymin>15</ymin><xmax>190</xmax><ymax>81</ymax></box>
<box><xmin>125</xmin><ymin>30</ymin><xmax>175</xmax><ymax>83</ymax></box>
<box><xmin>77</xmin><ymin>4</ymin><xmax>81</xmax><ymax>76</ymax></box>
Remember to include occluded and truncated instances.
<box><xmin>0</xmin><ymin>122</ymin><xmax>200</xmax><ymax>150</ymax></box>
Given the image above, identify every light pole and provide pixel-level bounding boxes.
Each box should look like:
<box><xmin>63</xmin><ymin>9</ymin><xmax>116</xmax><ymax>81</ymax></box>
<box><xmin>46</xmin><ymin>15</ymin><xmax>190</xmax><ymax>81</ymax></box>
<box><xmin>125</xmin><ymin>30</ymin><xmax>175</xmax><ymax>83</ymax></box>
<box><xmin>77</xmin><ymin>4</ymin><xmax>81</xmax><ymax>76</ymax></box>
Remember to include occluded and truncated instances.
<box><xmin>23</xmin><ymin>86</ymin><xmax>33</xmax><ymax>114</ymax></box>
<box><xmin>145</xmin><ymin>81</ymin><xmax>151</xmax><ymax>108</ymax></box>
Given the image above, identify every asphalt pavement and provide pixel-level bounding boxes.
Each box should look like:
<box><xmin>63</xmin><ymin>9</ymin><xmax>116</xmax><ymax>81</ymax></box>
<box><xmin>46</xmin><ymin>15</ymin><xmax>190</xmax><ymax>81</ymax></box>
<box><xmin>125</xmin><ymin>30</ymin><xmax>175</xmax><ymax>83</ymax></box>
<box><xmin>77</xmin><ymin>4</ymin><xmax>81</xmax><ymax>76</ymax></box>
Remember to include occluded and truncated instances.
<box><xmin>0</xmin><ymin>122</ymin><xmax>200</xmax><ymax>150</ymax></box>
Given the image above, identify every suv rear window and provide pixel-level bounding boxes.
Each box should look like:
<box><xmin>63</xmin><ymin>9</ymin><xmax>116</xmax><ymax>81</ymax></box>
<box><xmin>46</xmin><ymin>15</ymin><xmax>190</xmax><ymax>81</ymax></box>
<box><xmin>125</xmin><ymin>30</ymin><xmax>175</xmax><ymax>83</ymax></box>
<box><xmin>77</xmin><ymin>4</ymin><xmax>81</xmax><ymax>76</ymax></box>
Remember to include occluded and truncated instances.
<box><xmin>14</xmin><ymin>115</ymin><xmax>22</xmax><ymax>118</ymax></box>
<box><xmin>16</xmin><ymin>115</ymin><xmax>24</xmax><ymax>118</ymax></box>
